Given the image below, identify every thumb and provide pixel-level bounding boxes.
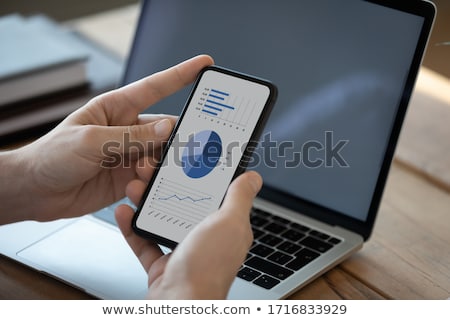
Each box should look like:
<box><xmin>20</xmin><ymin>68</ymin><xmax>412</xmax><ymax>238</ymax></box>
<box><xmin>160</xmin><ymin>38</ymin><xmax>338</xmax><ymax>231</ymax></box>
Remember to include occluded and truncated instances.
<box><xmin>95</xmin><ymin>118</ymin><xmax>173</xmax><ymax>156</ymax></box>
<box><xmin>219</xmin><ymin>171</ymin><xmax>263</xmax><ymax>218</ymax></box>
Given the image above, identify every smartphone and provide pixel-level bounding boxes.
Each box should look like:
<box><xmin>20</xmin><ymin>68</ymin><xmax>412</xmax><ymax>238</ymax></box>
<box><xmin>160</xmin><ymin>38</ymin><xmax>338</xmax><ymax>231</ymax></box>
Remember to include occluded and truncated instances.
<box><xmin>132</xmin><ymin>65</ymin><xmax>277</xmax><ymax>248</ymax></box>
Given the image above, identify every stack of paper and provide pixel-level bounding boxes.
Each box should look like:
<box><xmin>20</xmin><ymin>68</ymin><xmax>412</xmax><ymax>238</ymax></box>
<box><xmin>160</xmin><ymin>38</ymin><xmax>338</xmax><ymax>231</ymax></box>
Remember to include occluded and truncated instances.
<box><xmin>0</xmin><ymin>14</ymin><xmax>89</xmax><ymax>107</ymax></box>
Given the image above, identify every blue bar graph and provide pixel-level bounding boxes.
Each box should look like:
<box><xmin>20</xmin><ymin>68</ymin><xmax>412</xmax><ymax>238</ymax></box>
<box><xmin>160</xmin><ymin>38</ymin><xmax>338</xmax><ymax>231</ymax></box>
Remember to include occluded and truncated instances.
<box><xmin>208</xmin><ymin>94</ymin><xmax>225</xmax><ymax>100</ymax></box>
<box><xmin>201</xmin><ymin>88</ymin><xmax>234</xmax><ymax>116</ymax></box>
<box><xmin>199</xmin><ymin>86</ymin><xmax>256</xmax><ymax>128</ymax></box>
<box><xmin>205</xmin><ymin>99</ymin><xmax>235</xmax><ymax>110</ymax></box>
<box><xmin>202</xmin><ymin>109</ymin><xmax>218</xmax><ymax>116</ymax></box>
<box><xmin>211</xmin><ymin>89</ymin><xmax>229</xmax><ymax>96</ymax></box>
<box><xmin>204</xmin><ymin>104</ymin><xmax>222</xmax><ymax>112</ymax></box>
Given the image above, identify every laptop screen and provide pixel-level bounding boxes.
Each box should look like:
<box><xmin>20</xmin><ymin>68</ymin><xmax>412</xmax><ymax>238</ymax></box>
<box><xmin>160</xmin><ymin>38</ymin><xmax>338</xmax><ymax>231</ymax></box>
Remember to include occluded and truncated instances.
<box><xmin>123</xmin><ymin>0</ymin><xmax>433</xmax><ymax>236</ymax></box>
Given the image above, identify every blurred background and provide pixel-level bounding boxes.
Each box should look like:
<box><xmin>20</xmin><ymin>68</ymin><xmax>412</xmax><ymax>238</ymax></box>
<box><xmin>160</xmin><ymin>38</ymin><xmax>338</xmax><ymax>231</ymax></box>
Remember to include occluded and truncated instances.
<box><xmin>0</xmin><ymin>0</ymin><xmax>138</xmax><ymax>21</ymax></box>
<box><xmin>0</xmin><ymin>0</ymin><xmax>449</xmax><ymax>78</ymax></box>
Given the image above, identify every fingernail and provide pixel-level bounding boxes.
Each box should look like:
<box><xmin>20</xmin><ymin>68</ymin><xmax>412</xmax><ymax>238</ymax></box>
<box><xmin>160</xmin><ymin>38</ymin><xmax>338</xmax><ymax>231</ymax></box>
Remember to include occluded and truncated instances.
<box><xmin>248</xmin><ymin>172</ymin><xmax>262</xmax><ymax>194</ymax></box>
<box><xmin>154</xmin><ymin>119</ymin><xmax>171</xmax><ymax>137</ymax></box>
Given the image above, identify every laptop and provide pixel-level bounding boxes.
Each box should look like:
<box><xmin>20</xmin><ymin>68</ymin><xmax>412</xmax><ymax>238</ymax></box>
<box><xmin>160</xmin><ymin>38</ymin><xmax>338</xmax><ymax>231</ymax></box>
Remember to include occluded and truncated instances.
<box><xmin>0</xmin><ymin>0</ymin><xmax>435</xmax><ymax>299</ymax></box>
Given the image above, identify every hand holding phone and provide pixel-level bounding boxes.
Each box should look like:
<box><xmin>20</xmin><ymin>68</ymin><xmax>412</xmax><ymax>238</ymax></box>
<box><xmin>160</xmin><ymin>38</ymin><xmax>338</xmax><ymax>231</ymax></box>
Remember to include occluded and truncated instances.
<box><xmin>132</xmin><ymin>66</ymin><xmax>277</xmax><ymax>247</ymax></box>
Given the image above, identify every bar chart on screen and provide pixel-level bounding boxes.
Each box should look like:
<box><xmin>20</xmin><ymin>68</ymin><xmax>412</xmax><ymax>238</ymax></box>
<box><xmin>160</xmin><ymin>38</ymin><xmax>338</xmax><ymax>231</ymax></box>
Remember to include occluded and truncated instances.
<box><xmin>196</xmin><ymin>87</ymin><xmax>258</xmax><ymax>130</ymax></box>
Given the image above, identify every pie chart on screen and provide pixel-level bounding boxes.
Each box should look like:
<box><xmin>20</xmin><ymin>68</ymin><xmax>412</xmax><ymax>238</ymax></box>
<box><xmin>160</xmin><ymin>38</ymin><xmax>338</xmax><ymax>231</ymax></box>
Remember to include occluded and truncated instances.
<box><xmin>181</xmin><ymin>130</ymin><xmax>222</xmax><ymax>179</ymax></box>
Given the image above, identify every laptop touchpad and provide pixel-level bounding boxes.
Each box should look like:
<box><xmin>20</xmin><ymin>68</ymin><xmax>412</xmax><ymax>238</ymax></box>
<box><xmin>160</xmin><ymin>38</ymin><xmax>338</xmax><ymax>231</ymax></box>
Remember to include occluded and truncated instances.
<box><xmin>17</xmin><ymin>217</ymin><xmax>148</xmax><ymax>299</ymax></box>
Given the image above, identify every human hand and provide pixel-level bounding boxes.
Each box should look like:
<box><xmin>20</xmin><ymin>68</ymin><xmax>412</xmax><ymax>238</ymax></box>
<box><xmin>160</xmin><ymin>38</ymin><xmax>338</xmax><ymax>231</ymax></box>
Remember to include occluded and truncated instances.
<box><xmin>0</xmin><ymin>55</ymin><xmax>214</xmax><ymax>224</ymax></box>
<box><xmin>115</xmin><ymin>171</ymin><xmax>262</xmax><ymax>299</ymax></box>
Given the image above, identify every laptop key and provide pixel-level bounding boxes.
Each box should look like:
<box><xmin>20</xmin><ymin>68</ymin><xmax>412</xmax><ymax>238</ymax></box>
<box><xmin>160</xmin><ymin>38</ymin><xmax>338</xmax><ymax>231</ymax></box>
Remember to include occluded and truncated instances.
<box><xmin>252</xmin><ymin>208</ymin><xmax>272</xmax><ymax>217</ymax></box>
<box><xmin>277</xmin><ymin>241</ymin><xmax>302</xmax><ymax>254</ymax></box>
<box><xmin>237</xmin><ymin>267</ymin><xmax>261</xmax><ymax>281</ymax></box>
<box><xmin>264</xmin><ymin>222</ymin><xmax>288</xmax><ymax>234</ymax></box>
<box><xmin>272</xmin><ymin>216</ymin><xmax>290</xmax><ymax>225</ymax></box>
<box><xmin>253</xmin><ymin>274</ymin><xmax>280</xmax><ymax>289</ymax></box>
<box><xmin>299</xmin><ymin>236</ymin><xmax>333</xmax><ymax>253</ymax></box>
<box><xmin>281</xmin><ymin>229</ymin><xmax>305</xmax><ymax>242</ymax></box>
<box><xmin>252</xmin><ymin>228</ymin><xmax>265</xmax><ymax>240</ymax></box>
<box><xmin>267</xmin><ymin>251</ymin><xmax>293</xmax><ymax>265</ymax></box>
<box><xmin>287</xmin><ymin>248</ymin><xmax>320</xmax><ymax>270</ymax></box>
<box><xmin>291</xmin><ymin>222</ymin><xmax>310</xmax><ymax>233</ymax></box>
<box><xmin>251</xmin><ymin>215</ymin><xmax>269</xmax><ymax>227</ymax></box>
<box><xmin>260</xmin><ymin>234</ymin><xmax>283</xmax><ymax>246</ymax></box>
<box><xmin>309</xmin><ymin>230</ymin><xmax>330</xmax><ymax>240</ymax></box>
<box><xmin>246</xmin><ymin>256</ymin><xmax>294</xmax><ymax>280</ymax></box>
<box><xmin>328</xmin><ymin>237</ymin><xmax>342</xmax><ymax>245</ymax></box>
<box><xmin>250</xmin><ymin>244</ymin><xmax>274</xmax><ymax>257</ymax></box>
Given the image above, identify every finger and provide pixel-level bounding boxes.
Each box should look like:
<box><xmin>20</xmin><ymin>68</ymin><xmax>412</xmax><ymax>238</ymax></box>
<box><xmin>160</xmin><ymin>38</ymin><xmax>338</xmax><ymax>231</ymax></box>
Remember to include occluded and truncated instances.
<box><xmin>115</xmin><ymin>204</ymin><xmax>164</xmax><ymax>272</ymax></box>
<box><xmin>91</xmin><ymin>118</ymin><xmax>174</xmax><ymax>157</ymax></box>
<box><xmin>147</xmin><ymin>253</ymin><xmax>171</xmax><ymax>287</ymax></box>
<box><xmin>136</xmin><ymin>156</ymin><xmax>159</xmax><ymax>182</ymax></box>
<box><xmin>137</xmin><ymin>114</ymin><xmax>178</xmax><ymax>126</ymax></box>
<box><xmin>125</xmin><ymin>179</ymin><xmax>148</xmax><ymax>206</ymax></box>
<box><xmin>91</xmin><ymin>55</ymin><xmax>214</xmax><ymax>124</ymax></box>
<box><xmin>220</xmin><ymin>171</ymin><xmax>263</xmax><ymax>219</ymax></box>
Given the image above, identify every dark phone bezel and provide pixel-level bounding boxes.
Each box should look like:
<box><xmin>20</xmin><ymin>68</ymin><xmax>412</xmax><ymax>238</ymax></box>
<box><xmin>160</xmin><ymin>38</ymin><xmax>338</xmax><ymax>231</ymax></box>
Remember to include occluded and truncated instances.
<box><xmin>132</xmin><ymin>65</ymin><xmax>278</xmax><ymax>248</ymax></box>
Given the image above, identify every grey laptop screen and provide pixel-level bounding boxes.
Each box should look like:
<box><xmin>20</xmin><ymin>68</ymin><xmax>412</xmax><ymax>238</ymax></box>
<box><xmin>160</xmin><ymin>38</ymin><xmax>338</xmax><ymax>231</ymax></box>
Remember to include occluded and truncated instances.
<box><xmin>123</xmin><ymin>0</ymin><xmax>426</xmax><ymax>223</ymax></box>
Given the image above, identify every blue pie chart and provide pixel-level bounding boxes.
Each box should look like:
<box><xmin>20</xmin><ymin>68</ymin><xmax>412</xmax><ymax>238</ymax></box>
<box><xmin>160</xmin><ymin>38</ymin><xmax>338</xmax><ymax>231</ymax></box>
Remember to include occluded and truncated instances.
<box><xmin>182</xmin><ymin>130</ymin><xmax>222</xmax><ymax>179</ymax></box>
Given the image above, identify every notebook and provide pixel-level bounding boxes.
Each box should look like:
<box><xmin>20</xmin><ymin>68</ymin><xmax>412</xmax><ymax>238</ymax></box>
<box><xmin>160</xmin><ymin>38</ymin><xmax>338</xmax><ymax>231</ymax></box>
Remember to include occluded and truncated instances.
<box><xmin>0</xmin><ymin>0</ymin><xmax>435</xmax><ymax>299</ymax></box>
<box><xmin>0</xmin><ymin>14</ymin><xmax>88</xmax><ymax>107</ymax></box>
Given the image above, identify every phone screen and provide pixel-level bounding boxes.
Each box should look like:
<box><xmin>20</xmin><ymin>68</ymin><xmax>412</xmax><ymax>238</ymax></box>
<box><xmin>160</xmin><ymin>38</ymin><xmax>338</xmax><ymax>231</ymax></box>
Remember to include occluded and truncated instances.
<box><xmin>133</xmin><ymin>66</ymin><xmax>276</xmax><ymax>246</ymax></box>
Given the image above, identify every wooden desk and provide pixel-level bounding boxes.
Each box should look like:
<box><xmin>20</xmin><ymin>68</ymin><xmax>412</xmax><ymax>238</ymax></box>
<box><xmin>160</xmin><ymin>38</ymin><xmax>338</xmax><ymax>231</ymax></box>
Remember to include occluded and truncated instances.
<box><xmin>0</xmin><ymin>5</ymin><xmax>449</xmax><ymax>300</ymax></box>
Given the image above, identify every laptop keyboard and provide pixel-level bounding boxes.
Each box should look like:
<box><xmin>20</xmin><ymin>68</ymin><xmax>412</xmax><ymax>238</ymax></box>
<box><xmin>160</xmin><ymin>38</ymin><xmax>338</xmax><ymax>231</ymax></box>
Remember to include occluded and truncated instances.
<box><xmin>237</xmin><ymin>207</ymin><xmax>341</xmax><ymax>289</ymax></box>
<box><xmin>96</xmin><ymin>199</ymin><xmax>341</xmax><ymax>290</ymax></box>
